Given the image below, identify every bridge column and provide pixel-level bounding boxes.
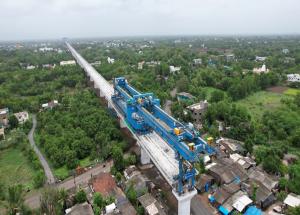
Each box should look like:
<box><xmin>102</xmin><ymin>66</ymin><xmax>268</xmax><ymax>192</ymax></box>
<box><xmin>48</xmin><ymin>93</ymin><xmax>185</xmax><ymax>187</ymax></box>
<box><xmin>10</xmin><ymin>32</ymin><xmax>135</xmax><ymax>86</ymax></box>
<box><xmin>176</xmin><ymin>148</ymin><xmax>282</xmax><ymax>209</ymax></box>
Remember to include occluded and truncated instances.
<box><xmin>140</xmin><ymin>147</ymin><xmax>151</xmax><ymax>165</ymax></box>
<box><xmin>173</xmin><ymin>189</ymin><xmax>197</xmax><ymax>215</ymax></box>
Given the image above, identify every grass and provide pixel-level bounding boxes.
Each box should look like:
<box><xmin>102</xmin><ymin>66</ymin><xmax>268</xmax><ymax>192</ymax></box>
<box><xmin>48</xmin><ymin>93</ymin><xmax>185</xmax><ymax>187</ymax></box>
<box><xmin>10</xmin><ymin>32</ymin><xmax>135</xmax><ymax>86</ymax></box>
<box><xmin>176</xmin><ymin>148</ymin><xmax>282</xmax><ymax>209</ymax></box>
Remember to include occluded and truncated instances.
<box><xmin>0</xmin><ymin>147</ymin><xmax>35</xmax><ymax>189</ymax></box>
<box><xmin>284</xmin><ymin>88</ymin><xmax>300</xmax><ymax>96</ymax></box>
<box><xmin>236</xmin><ymin>91</ymin><xmax>291</xmax><ymax>121</ymax></box>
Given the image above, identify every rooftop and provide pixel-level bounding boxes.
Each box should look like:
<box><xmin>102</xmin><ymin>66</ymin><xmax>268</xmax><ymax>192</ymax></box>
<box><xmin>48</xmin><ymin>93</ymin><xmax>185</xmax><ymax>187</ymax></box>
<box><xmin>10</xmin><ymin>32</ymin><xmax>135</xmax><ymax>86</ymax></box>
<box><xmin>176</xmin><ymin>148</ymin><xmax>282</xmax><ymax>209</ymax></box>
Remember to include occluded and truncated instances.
<box><xmin>92</xmin><ymin>172</ymin><xmax>117</xmax><ymax>197</ymax></box>
<box><xmin>65</xmin><ymin>202</ymin><xmax>94</xmax><ymax>215</ymax></box>
<box><xmin>138</xmin><ymin>193</ymin><xmax>167</xmax><ymax>215</ymax></box>
<box><xmin>284</xmin><ymin>193</ymin><xmax>300</xmax><ymax>208</ymax></box>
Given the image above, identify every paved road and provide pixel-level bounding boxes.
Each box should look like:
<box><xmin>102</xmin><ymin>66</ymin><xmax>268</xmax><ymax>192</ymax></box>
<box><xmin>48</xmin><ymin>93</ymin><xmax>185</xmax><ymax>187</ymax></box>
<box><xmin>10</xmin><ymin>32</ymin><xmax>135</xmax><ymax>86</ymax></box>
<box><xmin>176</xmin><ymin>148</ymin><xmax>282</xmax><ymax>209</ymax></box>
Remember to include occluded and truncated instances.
<box><xmin>28</xmin><ymin>115</ymin><xmax>55</xmax><ymax>184</ymax></box>
<box><xmin>25</xmin><ymin>160</ymin><xmax>113</xmax><ymax>209</ymax></box>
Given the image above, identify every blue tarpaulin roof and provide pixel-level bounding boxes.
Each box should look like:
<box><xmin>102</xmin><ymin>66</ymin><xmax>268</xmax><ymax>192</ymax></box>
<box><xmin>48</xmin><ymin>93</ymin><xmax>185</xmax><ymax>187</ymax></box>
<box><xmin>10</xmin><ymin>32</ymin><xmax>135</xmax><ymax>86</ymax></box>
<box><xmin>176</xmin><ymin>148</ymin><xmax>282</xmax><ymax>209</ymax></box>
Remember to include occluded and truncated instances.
<box><xmin>218</xmin><ymin>206</ymin><xmax>230</xmax><ymax>215</ymax></box>
<box><xmin>244</xmin><ymin>206</ymin><xmax>262</xmax><ymax>215</ymax></box>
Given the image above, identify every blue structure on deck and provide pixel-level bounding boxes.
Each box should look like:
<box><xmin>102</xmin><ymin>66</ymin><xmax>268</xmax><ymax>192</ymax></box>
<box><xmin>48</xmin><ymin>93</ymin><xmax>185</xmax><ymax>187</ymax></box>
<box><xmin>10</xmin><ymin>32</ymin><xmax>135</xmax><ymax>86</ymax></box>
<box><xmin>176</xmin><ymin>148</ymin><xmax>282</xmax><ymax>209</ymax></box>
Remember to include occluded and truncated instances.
<box><xmin>112</xmin><ymin>77</ymin><xmax>215</xmax><ymax>194</ymax></box>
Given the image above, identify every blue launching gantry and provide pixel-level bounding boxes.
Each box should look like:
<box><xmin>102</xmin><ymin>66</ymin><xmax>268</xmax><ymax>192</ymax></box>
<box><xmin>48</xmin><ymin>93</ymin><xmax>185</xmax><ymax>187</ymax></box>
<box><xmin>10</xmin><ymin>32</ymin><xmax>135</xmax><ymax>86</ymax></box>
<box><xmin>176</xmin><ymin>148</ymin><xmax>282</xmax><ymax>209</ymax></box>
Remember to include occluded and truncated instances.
<box><xmin>111</xmin><ymin>77</ymin><xmax>215</xmax><ymax>194</ymax></box>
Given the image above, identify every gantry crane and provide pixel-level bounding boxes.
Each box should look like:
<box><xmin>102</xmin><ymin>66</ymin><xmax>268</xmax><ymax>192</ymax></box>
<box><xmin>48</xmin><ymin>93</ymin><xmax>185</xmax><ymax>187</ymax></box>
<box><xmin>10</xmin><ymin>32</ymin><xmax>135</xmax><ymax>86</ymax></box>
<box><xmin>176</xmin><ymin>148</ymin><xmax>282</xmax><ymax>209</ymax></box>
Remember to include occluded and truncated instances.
<box><xmin>112</xmin><ymin>77</ymin><xmax>215</xmax><ymax>194</ymax></box>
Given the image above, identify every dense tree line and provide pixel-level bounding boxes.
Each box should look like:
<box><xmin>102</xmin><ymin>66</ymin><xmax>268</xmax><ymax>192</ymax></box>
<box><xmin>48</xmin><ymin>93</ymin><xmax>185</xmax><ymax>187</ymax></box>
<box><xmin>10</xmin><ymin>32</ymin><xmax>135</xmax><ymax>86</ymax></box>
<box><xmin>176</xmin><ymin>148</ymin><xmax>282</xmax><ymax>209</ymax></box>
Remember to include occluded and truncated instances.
<box><xmin>37</xmin><ymin>89</ymin><xmax>124</xmax><ymax>170</ymax></box>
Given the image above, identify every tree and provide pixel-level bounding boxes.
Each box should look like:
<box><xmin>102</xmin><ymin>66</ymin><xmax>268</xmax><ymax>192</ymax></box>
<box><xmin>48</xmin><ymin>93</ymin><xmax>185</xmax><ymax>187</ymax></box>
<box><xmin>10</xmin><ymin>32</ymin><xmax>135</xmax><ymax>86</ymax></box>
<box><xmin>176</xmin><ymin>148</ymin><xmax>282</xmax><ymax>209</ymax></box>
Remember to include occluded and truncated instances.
<box><xmin>40</xmin><ymin>188</ymin><xmax>63</xmax><ymax>215</ymax></box>
<box><xmin>126</xmin><ymin>184</ymin><xmax>137</xmax><ymax>205</ymax></box>
<box><xmin>287</xmin><ymin>206</ymin><xmax>300</xmax><ymax>215</ymax></box>
<box><xmin>294</xmin><ymin>93</ymin><xmax>300</xmax><ymax>107</ymax></box>
<box><xmin>93</xmin><ymin>192</ymin><xmax>104</xmax><ymax>209</ymax></box>
<box><xmin>262</xmin><ymin>155</ymin><xmax>281</xmax><ymax>174</ymax></box>
<box><xmin>74</xmin><ymin>189</ymin><xmax>87</xmax><ymax>204</ymax></box>
<box><xmin>111</xmin><ymin>145</ymin><xmax>124</xmax><ymax>171</ymax></box>
<box><xmin>6</xmin><ymin>185</ymin><xmax>25</xmax><ymax>215</ymax></box>
<box><xmin>9</xmin><ymin>115</ymin><xmax>19</xmax><ymax>129</ymax></box>
<box><xmin>210</xmin><ymin>90</ymin><xmax>225</xmax><ymax>103</ymax></box>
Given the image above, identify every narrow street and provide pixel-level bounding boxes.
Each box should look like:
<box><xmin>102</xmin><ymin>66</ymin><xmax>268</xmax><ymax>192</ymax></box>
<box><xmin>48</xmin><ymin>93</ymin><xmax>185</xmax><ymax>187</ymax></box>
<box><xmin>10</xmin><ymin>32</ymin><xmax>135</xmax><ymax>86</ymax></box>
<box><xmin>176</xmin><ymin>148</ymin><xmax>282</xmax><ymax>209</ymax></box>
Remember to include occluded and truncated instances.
<box><xmin>25</xmin><ymin>160</ymin><xmax>113</xmax><ymax>209</ymax></box>
<box><xmin>28</xmin><ymin>114</ymin><xmax>55</xmax><ymax>184</ymax></box>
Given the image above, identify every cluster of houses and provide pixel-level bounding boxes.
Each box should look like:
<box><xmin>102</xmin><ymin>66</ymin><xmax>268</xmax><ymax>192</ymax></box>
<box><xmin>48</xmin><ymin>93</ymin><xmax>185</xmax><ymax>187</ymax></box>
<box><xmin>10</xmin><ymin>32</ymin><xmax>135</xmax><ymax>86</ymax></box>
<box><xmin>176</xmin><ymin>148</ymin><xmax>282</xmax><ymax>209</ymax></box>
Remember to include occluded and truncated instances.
<box><xmin>22</xmin><ymin>59</ymin><xmax>75</xmax><ymax>70</ymax></box>
<box><xmin>0</xmin><ymin>107</ymin><xmax>29</xmax><ymax>139</ymax></box>
<box><xmin>65</xmin><ymin>164</ymin><xmax>168</xmax><ymax>215</ymax></box>
<box><xmin>194</xmin><ymin>137</ymin><xmax>300</xmax><ymax>215</ymax></box>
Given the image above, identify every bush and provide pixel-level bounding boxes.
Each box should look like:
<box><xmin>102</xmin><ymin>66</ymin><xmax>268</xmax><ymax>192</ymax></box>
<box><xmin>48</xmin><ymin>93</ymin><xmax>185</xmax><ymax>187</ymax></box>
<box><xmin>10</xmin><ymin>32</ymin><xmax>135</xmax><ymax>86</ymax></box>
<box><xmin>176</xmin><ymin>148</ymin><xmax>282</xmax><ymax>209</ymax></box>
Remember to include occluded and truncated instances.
<box><xmin>74</xmin><ymin>189</ymin><xmax>87</xmax><ymax>203</ymax></box>
<box><xmin>33</xmin><ymin>170</ymin><xmax>45</xmax><ymax>188</ymax></box>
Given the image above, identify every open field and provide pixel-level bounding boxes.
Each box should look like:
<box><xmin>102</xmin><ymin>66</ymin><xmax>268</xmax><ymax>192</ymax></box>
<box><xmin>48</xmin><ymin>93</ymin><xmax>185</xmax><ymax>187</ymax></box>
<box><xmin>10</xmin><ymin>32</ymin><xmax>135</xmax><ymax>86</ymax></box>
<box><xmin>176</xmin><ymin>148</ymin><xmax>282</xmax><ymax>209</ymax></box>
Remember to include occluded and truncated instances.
<box><xmin>236</xmin><ymin>91</ymin><xmax>291</xmax><ymax>121</ymax></box>
<box><xmin>0</xmin><ymin>147</ymin><xmax>35</xmax><ymax>189</ymax></box>
<box><xmin>284</xmin><ymin>88</ymin><xmax>300</xmax><ymax>96</ymax></box>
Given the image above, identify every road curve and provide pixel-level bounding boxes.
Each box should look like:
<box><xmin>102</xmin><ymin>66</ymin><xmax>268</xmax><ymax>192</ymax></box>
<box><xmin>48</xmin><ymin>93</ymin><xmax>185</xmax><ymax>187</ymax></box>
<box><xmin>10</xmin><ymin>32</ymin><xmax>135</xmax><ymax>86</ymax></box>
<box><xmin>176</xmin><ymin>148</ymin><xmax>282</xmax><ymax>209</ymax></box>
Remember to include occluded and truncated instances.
<box><xmin>28</xmin><ymin>114</ymin><xmax>55</xmax><ymax>184</ymax></box>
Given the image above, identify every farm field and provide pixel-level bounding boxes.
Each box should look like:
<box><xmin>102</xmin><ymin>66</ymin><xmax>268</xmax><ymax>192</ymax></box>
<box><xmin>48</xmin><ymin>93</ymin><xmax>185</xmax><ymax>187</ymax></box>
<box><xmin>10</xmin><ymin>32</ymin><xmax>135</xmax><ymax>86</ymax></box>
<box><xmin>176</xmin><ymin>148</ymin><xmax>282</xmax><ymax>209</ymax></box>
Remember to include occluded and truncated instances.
<box><xmin>236</xmin><ymin>90</ymin><xmax>291</xmax><ymax>121</ymax></box>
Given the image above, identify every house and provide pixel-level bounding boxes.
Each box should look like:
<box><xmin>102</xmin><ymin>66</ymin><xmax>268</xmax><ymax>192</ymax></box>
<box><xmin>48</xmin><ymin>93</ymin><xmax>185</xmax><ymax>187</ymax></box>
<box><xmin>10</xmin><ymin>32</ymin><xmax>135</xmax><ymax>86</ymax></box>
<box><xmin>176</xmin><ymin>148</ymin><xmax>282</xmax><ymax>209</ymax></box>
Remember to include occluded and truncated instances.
<box><xmin>248</xmin><ymin>169</ymin><xmax>278</xmax><ymax>191</ymax></box>
<box><xmin>26</xmin><ymin>65</ymin><xmax>36</xmax><ymax>70</ymax></box>
<box><xmin>138</xmin><ymin>61</ymin><xmax>145</xmax><ymax>70</ymax></box>
<box><xmin>91</xmin><ymin>173</ymin><xmax>137</xmax><ymax>215</ymax></box>
<box><xmin>282</xmin><ymin>49</ymin><xmax>289</xmax><ymax>54</ymax></box>
<box><xmin>0</xmin><ymin>127</ymin><xmax>5</xmax><ymax>140</ymax></box>
<box><xmin>287</xmin><ymin>74</ymin><xmax>300</xmax><ymax>82</ymax></box>
<box><xmin>14</xmin><ymin>111</ymin><xmax>29</xmax><ymax>124</ymax></box>
<box><xmin>42</xmin><ymin>64</ymin><xmax>56</xmax><ymax>69</ymax></box>
<box><xmin>219</xmin><ymin>190</ymin><xmax>246</xmax><ymax>215</ymax></box>
<box><xmin>192</xmin><ymin>58</ymin><xmax>202</xmax><ymax>65</ymax></box>
<box><xmin>255</xmin><ymin>56</ymin><xmax>267</xmax><ymax>62</ymax></box>
<box><xmin>253</xmin><ymin>64</ymin><xmax>269</xmax><ymax>74</ymax></box>
<box><xmin>107</xmin><ymin>57</ymin><xmax>115</xmax><ymax>64</ymax></box>
<box><xmin>207</xmin><ymin>159</ymin><xmax>248</xmax><ymax>185</ymax></box>
<box><xmin>65</xmin><ymin>202</ymin><xmax>94</xmax><ymax>215</ymax></box>
<box><xmin>283</xmin><ymin>57</ymin><xmax>295</xmax><ymax>64</ymax></box>
<box><xmin>0</xmin><ymin>108</ymin><xmax>9</xmax><ymax>127</ymax></box>
<box><xmin>186</xmin><ymin>100</ymin><xmax>208</xmax><ymax>125</ymax></box>
<box><xmin>125</xmin><ymin>170</ymin><xmax>149</xmax><ymax>196</ymax></box>
<box><xmin>218</xmin><ymin>138</ymin><xmax>245</xmax><ymax>155</ymax></box>
<box><xmin>42</xmin><ymin>100</ymin><xmax>59</xmax><ymax>110</ymax></box>
<box><xmin>39</xmin><ymin>47</ymin><xmax>54</xmax><ymax>52</ymax></box>
<box><xmin>124</xmin><ymin>165</ymin><xmax>140</xmax><ymax>180</ymax></box>
<box><xmin>145</xmin><ymin>61</ymin><xmax>160</xmax><ymax>67</ymax></box>
<box><xmin>195</xmin><ymin>173</ymin><xmax>214</xmax><ymax>193</ymax></box>
<box><xmin>169</xmin><ymin>65</ymin><xmax>181</xmax><ymax>74</ymax></box>
<box><xmin>229</xmin><ymin>154</ymin><xmax>256</xmax><ymax>170</ymax></box>
<box><xmin>284</xmin><ymin>193</ymin><xmax>300</xmax><ymax>208</ymax></box>
<box><xmin>232</xmin><ymin>194</ymin><xmax>253</xmax><ymax>213</ymax></box>
<box><xmin>176</xmin><ymin>92</ymin><xmax>194</xmax><ymax>102</ymax></box>
<box><xmin>90</xmin><ymin>61</ymin><xmax>101</xmax><ymax>66</ymax></box>
<box><xmin>137</xmin><ymin>193</ymin><xmax>167</xmax><ymax>215</ymax></box>
<box><xmin>225</xmin><ymin>54</ymin><xmax>235</xmax><ymax>62</ymax></box>
<box><xmin>60</xmin><ymin>60</ymin><xmax>76</xmax><ymax>66</ymax></box>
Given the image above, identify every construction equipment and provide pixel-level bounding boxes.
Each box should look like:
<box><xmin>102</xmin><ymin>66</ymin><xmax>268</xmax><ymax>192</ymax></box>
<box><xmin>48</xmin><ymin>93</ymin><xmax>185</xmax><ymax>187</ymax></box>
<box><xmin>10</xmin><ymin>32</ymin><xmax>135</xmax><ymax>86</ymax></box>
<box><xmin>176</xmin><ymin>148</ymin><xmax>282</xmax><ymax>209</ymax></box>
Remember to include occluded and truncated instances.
<box><xmin>112</xmin><ymin>77</ymin><xmax>215</xmax><ymax>194</ymax></box>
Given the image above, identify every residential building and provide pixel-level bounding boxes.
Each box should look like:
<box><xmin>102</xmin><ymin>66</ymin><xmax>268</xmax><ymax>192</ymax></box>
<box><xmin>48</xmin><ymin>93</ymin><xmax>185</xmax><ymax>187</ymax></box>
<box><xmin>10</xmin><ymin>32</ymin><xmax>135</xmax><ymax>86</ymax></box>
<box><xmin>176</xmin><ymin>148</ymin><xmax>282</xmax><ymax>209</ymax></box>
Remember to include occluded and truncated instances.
<box><xmin>107</xmin><ymin>57</ymin><xmax>115</xmax><ymax>64</ymax></box>
<box><xmin>283</xmin><ymin>57</ymin><xmax>295</xmax><ymax>64</ymax></box>
<box><xmin>287</xmin><ymin>74</ymin><xmax>300</xmax><ymax>82</ymax></box>
<box><xmin>225</xmin><ymin>54</ymin><xmax>235</xmax><ymax>62</ymax></box>
<box><xmin>90</xmin><ymin>61</ymin><xmax>101</xmax><ymax>66</ymax></box>
<box><xmin>145</xmin><ymin>61</ymin><xmax>160</xmax><ymax>67</ymax></box>
<box><xmin>39</xmin><ymin>47</ymin><xmax>54</xmax><ymax>52</ymax></box>
<box><xmin>42</xmin><ymin>64</ymin><xmax>56</xmax><ymax>69</ymax></box>
<box><xmin>60</xmin><ymin>60</ymin><xmax>76</xmax><ymax>66</ymax></box>
<box><xmin>26</xmin><ymin>65</ymin><xmax>36</xmax><ymax>70</ymax></box>
<box><xmin>65</xmin><ymin>202</ymin><xmax>94</xmax><ymax>215</ymax></box>
<box><xmin>0</xmin><ymin>108</ymin><xmax>9</xmax><ymax>127</ymax></box>
<box><xmin>255</xmin><ymin>56</ymin><xmax>267</xmax><ymax>62</ymax></box>
<box><xmin>192</xmin><ymin>58</ymin><xmax>202</xmax><ymax>65</ymax></box>
<box><xmin>138</xmin><ymin>61</ymin><xmax>145</xmax><ymax>70</ymax></box>
<box><xmin>137</xmin><ymin>193</ymin><xmax>167</xmax><ymax>215</ymax></box>
<box><xmin>253</xmin><ymin>64</ymin><xmax>269</xmax><ymax>74</ymax></box>
<box><xmin>0</xmin><ymin>127</ymin><xmax>5</xmax><ymax>140</ymax></box>
<box><xmin>284</xmin><ymin>193</ymin><xmax>300</xmax><ymax>208</ymax></box>
<box><xmin>42</xmin><ymin>100</ymin><xmax>59</xmax><ymax>109</ymax></box>
<box><xmin>186</xmin><ymin>100</ymin><xmax>208</xmax><ymax>125</ymax></box>
<box><xmin>282</xmin><ymin>48</ymin><xmax>289</xmax><ymax>54</ymax></box>
<box><xmin>169</xmin><ymin>65</ymin><xmax>181</xmax><ymax>74</ymax></box>
<box><xmin>176</xmin><ymin>92</ymin><xmax>194</xmax><ymax>102</ymax></box>
<box><xmin>91</xmin><ymin>173</ymin><xmax>137</xmax><ymax>215</ymax></box>
<box><xmin>218</xmin><ymin>138</ymin><xmax>245</xmax><ymax>155</ymax></box>
<box><xmin>14</xmin><ymin>111</ymin><xmax>29</xmax><ymax>124</ymax></box>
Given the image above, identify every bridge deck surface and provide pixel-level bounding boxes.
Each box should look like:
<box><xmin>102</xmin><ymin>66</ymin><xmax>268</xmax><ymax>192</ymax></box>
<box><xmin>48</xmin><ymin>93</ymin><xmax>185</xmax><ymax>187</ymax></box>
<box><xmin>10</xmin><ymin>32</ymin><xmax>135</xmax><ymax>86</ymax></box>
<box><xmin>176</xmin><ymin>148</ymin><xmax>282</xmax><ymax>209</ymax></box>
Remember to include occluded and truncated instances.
<box><xmin>67</xmin><ymin>43</ymin><xmax>178</xmax><ymax>185</ymax></box>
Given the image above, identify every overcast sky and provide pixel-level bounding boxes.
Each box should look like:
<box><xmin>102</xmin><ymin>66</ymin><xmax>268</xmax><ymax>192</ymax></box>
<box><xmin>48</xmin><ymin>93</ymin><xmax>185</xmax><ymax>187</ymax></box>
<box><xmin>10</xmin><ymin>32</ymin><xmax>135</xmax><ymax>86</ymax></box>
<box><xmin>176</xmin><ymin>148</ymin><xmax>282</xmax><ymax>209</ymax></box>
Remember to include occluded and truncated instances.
<box><xmin>0</xmin><ymin>0</ymin><xmax>299</xmax><ymax>41</ymax></box>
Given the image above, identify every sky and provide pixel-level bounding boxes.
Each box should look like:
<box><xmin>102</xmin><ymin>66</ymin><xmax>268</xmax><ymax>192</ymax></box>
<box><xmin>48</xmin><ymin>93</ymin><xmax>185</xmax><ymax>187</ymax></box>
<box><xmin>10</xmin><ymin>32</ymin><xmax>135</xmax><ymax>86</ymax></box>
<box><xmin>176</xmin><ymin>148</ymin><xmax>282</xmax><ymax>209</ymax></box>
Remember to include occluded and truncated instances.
<box><xmin>0</xmin><ymin>0</ymin><xmax>300</xmax><ymax>41</ymax></box>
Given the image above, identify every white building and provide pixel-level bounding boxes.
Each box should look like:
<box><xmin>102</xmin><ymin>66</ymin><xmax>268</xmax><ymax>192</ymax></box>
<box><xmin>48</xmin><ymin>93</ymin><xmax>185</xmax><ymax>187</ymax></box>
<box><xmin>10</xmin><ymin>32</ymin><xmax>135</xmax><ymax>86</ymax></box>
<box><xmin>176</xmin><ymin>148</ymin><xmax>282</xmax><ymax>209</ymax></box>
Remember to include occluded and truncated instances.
<box><xmin>284</xmin><ymin>193</ymin><xmax>300</xmax><ymax>208</ymax></box>
<box><xmin>253</xmin><ymin>64</ymin><xmax>269</xmax><ymax>74</ymax></box>
<box><xmin>90</xmin><ymin>61</ymin><xmax>101</xmax><ymax>66</ymax></box>
<box><xmin>169</xmin><ymin>65</ymin><xmax>181</xmax><ymax>74</ymax></box>
<box><xmin>26</xmin><ymin>65</ymin><xmax>36</xmax><ymax>70</ymax></box>
<box><xmin>39</xmin><ymin>47</ymin><xmax>53</xmax><ymax>52</ymax></box>
<box><xmin>282</xmin><ymin>48</ymin><xmax>289</xmax><ymax>54</ymax></box>
<box><xmin>287</xmin><ymin>74</ymin><xmax>300</xmax><ymax>82</ymax></box>
<box><xmin>107</xmin><ymin>57</ymin><xmax>115</xmax><ymax>64</ymax></box>
<box><xmin>193</xmin><ymin>58</ymin><xmax>202</xmax><ymax>65</ymax></box>
<box><xmin>14</xmin><ymin>111</ymin><xmax>29</xmax><ymax>124</ymax></box>
<box><xmin>60</xmin><ymin>60</ymin><xmax>76</xmax><ymax>66</ymax></box>
<box><xmin>138</xmin><ymin>61</ymin><xmax>145</xmax><ymax>70</ymax></box>
<box><xmin>255</xmin><ymin>56</ymin><xmax>267</xmax><ymax>62</ymax></box>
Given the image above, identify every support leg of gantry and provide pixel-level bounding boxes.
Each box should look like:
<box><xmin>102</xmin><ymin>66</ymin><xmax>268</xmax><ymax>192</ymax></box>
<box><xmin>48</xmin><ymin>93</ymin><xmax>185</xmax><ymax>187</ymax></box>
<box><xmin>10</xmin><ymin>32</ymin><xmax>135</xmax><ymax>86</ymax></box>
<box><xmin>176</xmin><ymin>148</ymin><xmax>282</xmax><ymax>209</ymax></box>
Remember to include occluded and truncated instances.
<box><xmin>173</xmin><ymin>189</ymin><xmax>197</xmax><ymax>215</ymax></box>
<box><xmin>140</xmin><ymin>147</ymin><xmax>151</xmax><ymax>165</ymax></box>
